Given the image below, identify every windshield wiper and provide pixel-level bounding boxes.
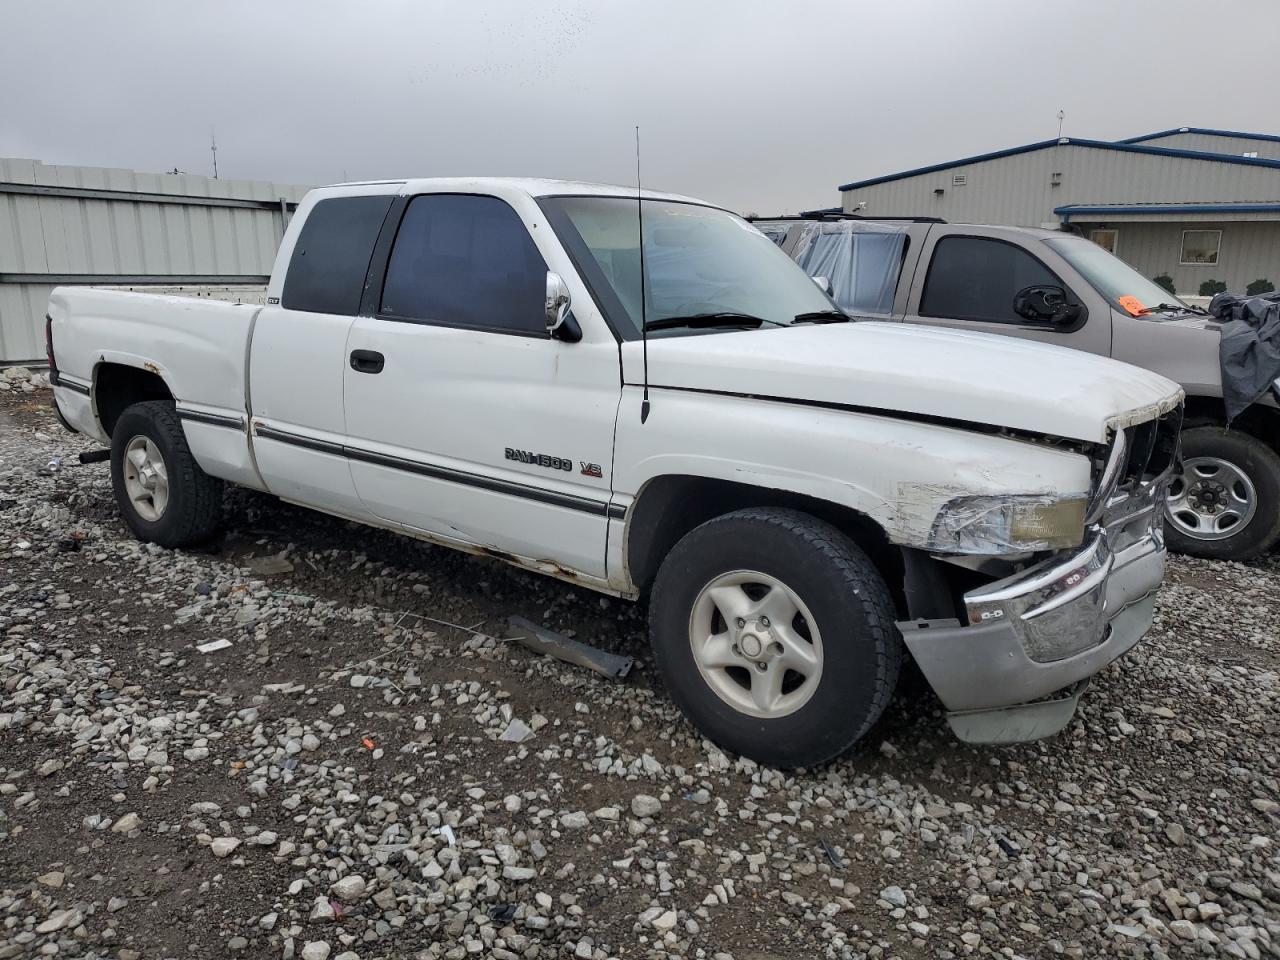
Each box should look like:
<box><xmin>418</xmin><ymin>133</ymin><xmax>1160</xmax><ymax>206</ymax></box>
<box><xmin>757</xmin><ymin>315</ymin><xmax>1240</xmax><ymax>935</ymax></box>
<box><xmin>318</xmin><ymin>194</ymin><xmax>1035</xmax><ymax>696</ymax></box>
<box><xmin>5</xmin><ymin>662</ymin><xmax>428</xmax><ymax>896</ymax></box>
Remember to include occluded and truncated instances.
<box><xmin>1138</xmin><ymin>302</ymin><xmax>1193</xmax><ymax>316</ymax></box>
<box><xmin>644</xmin><ymin>312</ymin><xmax>772</xmax><ymax>332</ymax></box>
<box><xmin>791</xmin><ymin>310</ymin><xmax>850</xmax><ymax>324</ymax></box>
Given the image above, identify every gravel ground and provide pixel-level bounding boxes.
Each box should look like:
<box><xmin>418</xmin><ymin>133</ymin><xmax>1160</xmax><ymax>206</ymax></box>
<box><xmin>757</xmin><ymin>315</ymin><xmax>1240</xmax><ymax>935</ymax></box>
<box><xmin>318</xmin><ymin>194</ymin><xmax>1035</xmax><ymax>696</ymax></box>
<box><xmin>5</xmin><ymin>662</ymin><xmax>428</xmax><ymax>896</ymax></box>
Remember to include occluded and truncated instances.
<box><xmin>1</xmin><ymin>373</ymin><xmax>1277</xmax><ymax>960</ymax></box>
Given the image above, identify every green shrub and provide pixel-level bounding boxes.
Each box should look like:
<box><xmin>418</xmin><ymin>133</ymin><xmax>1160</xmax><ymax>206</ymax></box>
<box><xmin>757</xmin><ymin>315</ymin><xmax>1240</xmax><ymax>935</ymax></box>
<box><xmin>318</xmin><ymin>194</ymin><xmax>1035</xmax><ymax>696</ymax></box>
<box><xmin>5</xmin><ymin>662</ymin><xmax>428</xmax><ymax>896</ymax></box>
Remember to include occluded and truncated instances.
<box><xmin>1152</xmin><ymin>273</ymin><xmax>1176</xmax><ymax>295</ymax></box>
<box><xmin>1199</xmin><ymin>279</ymin><xmax>1227</xmax><ymax>297</ymax></box>
<box><xmin>1246</xmin><ymin>278</ymin><xmax>1275</xmax><ymax>295</ymax></box>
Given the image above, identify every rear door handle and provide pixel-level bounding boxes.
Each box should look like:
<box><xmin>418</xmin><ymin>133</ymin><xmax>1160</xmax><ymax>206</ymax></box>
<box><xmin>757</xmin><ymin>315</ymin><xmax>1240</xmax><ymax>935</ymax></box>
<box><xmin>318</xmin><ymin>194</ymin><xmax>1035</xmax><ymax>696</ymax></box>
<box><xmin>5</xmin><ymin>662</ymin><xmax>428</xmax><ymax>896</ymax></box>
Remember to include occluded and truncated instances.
<box><xmin>349</xmin><ymin>349</ymin><xmax>384</xmax><ymax>374</ymax></box>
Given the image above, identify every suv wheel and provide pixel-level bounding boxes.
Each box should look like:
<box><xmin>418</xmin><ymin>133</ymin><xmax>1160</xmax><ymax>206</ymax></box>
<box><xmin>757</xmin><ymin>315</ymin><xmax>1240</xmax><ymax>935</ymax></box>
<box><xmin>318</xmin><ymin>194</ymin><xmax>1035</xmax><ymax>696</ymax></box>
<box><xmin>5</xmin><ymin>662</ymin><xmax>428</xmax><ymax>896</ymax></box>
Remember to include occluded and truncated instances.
<box><xmin>1164</xmin><ymin>426</ymin><xmax>1280</xmax><ymax>561</ymax></box>
<box><xmin>649</xmin><ymin>507</ymin><xmax>901</xmax><ymax>769</ymax></box>
<box><xmin>110</xmin><ymin>400</ymin><xmax>223</xmax><ymax>547</ymax></box>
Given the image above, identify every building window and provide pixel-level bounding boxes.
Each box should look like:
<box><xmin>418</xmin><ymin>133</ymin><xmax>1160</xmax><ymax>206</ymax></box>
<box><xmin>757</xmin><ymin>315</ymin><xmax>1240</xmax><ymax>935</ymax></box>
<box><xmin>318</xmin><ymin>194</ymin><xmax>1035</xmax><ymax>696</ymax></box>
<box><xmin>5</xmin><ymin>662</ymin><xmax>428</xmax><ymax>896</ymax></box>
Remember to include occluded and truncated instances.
<box><xmin>1180</xmin><ymin>230</ymin><xmax>1221</xmax><ymax>266</ymax></box>
<box><xmin>1089</xmin><ymin>229</ymin><xmax>1118</xmax><ymax>255</ymax></box>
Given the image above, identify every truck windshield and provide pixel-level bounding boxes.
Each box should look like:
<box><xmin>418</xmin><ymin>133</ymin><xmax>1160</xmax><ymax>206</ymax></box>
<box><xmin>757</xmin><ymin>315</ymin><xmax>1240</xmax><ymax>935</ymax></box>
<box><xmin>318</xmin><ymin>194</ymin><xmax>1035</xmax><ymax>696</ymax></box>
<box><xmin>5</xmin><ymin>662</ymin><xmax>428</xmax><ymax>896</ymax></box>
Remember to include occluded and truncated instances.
<box><xmin>539</xmin><ymin>197</ymin><xmax>835</xmax><ymax>338</ymax></box>
<box><xmin>1044</xmin><ymin>236</ymin><xmax>1191</xmax><ymax>317</ymax></box>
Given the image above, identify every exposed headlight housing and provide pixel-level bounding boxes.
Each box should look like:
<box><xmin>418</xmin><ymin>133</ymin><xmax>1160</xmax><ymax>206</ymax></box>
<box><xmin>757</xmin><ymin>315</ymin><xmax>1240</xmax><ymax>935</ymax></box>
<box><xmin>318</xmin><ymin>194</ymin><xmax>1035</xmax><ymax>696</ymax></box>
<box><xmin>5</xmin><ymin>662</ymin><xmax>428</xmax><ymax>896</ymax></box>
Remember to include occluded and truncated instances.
<box><xmin>929</xmin><ymin>494</ymin><xmax>1088</xmax><ymax>555</ymax></box>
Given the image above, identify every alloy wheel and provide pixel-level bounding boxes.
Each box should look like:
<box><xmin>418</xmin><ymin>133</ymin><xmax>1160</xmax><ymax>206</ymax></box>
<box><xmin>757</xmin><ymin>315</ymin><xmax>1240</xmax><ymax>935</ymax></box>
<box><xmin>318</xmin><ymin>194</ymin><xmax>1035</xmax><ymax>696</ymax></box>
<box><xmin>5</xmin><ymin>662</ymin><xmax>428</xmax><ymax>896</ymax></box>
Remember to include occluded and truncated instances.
<box><xmin>122</xmin><ymin>435</ymin><xmax>170</xmax><ymax>522</ymax></box>
<box><xmin>687</xmin><ymin>569</ymin><xmax>824</xmax><ymax>719</ymax></box>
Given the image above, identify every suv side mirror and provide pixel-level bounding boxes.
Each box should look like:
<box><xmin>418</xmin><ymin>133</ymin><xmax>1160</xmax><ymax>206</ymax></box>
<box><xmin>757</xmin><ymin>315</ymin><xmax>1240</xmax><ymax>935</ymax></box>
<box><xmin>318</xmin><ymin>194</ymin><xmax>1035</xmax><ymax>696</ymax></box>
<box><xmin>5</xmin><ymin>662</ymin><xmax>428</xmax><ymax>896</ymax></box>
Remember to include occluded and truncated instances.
<box><xmin>812</xmin><ymin>276</ymin><xmax>832</xmax><ymax>294</ymax></box>
<box><xmin>545</xmin><ymin>272</ymin><xmax>581</xmax><ymax>342</ymax></box>
<box><xmin>1013</xmin><ymin>284</ymin><xmax>1082</xmax><ymax>325</ymax></box>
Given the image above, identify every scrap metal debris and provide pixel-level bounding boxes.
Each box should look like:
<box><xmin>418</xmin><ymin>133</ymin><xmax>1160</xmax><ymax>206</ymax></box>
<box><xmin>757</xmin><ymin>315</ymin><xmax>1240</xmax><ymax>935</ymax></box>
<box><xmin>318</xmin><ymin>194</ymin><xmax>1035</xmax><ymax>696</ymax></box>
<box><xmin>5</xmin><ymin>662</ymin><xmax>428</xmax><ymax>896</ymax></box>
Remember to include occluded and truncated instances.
<box><xmin>196</xmin><ymin>639</ymin><xmax>232</xmax><ymax>654</ymax></box>
<box><xmin>506</xmin><ymin>615</ymin><xmax>633</xmax><ymax>680</ymax></box>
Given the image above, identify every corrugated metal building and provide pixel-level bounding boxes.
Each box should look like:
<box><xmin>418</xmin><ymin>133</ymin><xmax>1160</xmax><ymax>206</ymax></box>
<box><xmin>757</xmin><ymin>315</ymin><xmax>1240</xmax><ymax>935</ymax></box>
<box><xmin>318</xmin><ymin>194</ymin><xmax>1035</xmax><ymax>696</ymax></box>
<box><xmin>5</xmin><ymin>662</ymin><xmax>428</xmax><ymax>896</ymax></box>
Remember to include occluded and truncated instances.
<box><xmin>837</xmin><ymin>127</ymin><xmax>1280</xmax><ymax>299</ymax></box>
<box><xmin>0</xmin><ymin>158</ymin><xmax>310</xmax><ymax>363</ymax></box>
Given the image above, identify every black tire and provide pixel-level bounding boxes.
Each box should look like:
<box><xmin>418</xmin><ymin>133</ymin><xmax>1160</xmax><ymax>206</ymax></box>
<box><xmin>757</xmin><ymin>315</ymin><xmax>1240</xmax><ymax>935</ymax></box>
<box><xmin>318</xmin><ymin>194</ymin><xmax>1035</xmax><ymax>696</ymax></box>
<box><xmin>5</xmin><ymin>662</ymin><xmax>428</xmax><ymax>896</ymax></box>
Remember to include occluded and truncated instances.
<box><xmin>648</xmin><ymin>507</ymin><xmax>901</xmax><ymax>769</ymax></box>
<box><xmin>1164</xmin><ymin>426</ymin><xmax>1280</xmax><ymax>562</ymax></box>
<box><xmin>110</xmin><ymin>400</ymin><xmax>223</xmax><ymax>548</ymax></box>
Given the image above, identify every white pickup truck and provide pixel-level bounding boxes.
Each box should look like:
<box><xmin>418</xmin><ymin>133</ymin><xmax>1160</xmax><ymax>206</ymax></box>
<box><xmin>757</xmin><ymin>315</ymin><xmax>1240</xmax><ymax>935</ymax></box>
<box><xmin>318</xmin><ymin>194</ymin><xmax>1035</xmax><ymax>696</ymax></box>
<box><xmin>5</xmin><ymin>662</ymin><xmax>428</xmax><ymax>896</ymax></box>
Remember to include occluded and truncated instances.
<box><xmin>48</xmin><ymin>178</ymin><xmax>1183</xmax><ymax>768</ymax></box>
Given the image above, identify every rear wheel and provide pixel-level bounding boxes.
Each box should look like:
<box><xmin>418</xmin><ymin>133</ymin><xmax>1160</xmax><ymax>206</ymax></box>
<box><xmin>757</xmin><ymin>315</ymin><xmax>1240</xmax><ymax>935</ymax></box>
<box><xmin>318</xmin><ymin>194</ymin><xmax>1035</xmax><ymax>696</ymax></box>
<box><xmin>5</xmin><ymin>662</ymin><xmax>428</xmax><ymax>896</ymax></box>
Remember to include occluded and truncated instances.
<box><xmin>649</xmin><ymin>507</ymin><xmax>901</xmax><ymax>769</ymax></box>
<box><xmin>1164</xmin><ymin>426</ymin><xmax>1280</xmax><ymax>561</ymax></box>
<box><xmin>110</xmin><ymin>400</ymin><xmax>223</xmax><ymax>547</ymax></box>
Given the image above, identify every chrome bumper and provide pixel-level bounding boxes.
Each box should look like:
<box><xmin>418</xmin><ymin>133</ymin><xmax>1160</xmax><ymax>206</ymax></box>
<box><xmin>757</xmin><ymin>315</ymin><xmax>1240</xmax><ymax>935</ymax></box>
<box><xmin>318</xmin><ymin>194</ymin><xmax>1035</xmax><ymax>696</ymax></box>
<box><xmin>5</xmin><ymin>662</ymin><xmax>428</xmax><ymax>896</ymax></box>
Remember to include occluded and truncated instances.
<box><xmin>899</xmin><ymin>473</ymin><xmax>1169</xmax><ymax>744</ymax></box>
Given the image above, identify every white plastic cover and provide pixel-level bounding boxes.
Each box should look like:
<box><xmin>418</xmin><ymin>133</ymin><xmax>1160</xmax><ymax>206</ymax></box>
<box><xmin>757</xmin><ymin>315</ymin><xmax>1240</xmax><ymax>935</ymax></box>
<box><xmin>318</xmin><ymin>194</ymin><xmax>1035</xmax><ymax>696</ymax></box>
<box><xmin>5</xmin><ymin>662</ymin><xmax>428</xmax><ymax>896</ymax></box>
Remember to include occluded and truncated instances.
<box><xmin>791</xmin><ymin>221</ymin><xmax>908</xmax><ymax>315</ymax></box>
<box><xmin>753</xmin><ymin>221</ymin><xmax>792</xmax><ymax>246</ymax></box>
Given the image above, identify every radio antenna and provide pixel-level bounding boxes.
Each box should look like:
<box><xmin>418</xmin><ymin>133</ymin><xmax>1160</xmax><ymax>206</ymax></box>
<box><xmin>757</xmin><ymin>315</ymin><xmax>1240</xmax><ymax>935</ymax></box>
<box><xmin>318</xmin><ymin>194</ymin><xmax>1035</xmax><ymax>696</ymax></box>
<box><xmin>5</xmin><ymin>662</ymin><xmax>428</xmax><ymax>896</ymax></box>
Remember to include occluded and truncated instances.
<box><xmin>636</xmin><ymin>126</ymin><xmax>651</xmax><ymax>424</ymax></box>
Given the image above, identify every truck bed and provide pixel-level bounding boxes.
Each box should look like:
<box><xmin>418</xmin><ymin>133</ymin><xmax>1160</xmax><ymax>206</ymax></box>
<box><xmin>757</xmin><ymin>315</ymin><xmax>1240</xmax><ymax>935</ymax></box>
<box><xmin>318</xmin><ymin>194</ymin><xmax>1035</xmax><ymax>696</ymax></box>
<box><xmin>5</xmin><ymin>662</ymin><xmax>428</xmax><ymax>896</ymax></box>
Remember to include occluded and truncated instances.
<box><xmin>48</xmin><ymin>287</ymin><xmax>259</xmax><ymax>444</ymax></box>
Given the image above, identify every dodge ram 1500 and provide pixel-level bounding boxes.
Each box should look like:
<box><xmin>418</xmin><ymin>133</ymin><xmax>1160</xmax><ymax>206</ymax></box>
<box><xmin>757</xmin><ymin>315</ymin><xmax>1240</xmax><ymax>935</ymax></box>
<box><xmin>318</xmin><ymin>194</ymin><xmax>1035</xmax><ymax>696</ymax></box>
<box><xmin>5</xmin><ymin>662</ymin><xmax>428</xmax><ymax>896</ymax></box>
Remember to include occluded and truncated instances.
<box><xmin>48</xmin><ymin>178</ymin><xmax>1183</xmax><ymax>767</ymax></box>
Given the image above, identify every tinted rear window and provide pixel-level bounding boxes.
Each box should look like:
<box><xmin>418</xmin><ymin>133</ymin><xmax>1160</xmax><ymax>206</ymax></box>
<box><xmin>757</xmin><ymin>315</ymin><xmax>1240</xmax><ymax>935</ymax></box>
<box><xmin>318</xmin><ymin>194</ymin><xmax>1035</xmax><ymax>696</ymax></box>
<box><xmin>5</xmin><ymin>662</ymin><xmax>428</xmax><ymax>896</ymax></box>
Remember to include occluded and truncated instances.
<box><xmin>282</xmin><ymin>195</ymin><xmax>393</xmax><ymax>315</ymax></box>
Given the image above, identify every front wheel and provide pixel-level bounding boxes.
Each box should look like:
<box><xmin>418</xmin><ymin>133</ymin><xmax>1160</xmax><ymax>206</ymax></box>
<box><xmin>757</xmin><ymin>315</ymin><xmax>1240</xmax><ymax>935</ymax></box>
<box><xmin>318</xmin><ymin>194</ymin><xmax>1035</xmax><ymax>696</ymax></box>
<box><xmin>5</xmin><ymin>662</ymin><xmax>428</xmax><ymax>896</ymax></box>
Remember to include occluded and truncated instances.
<box><xmin>648</xmin><ymin>507</ymin><xmax>901</xmax><ymax>769</ymax></box>
<box><xmin>1164</xmin><ymin>426</ymin><xmax>1280</xmax><ymax>561</ymax></box>
<box><xmin>110</xmin><ymin>400</ymin><xmax>223</xmax><ymax>548</ymax></box>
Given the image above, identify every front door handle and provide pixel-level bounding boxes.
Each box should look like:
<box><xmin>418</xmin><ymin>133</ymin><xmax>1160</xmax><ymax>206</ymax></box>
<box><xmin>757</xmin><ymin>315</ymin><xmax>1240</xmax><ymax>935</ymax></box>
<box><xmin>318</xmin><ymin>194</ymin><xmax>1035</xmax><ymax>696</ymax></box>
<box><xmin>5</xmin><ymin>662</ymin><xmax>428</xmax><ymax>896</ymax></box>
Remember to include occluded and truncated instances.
<box><xmin>349</xmin><ymin>349</ymin><xmax>385</xmax><ymax>374</ymax></box>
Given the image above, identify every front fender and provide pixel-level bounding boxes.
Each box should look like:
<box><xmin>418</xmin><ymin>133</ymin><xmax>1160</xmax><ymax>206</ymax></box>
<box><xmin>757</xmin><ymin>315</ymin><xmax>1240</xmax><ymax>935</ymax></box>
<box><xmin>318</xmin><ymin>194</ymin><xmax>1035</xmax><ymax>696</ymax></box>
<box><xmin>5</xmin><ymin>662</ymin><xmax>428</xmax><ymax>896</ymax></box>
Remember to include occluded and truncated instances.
<box><xmin>613</xmin><ymin>387</ymin><xmax>1093</xmax><ymax>549</ymax></box>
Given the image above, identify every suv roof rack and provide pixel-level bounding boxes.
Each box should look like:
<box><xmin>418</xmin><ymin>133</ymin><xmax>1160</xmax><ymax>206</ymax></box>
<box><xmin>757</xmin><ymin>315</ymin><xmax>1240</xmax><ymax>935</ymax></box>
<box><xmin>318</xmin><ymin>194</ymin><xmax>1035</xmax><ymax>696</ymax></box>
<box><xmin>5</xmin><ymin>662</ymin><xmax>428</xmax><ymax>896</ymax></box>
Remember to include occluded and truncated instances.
<box><xmin>750</xmin><ymin>212</ymin><xmax>947</xmax><ymax>224</ymax></box>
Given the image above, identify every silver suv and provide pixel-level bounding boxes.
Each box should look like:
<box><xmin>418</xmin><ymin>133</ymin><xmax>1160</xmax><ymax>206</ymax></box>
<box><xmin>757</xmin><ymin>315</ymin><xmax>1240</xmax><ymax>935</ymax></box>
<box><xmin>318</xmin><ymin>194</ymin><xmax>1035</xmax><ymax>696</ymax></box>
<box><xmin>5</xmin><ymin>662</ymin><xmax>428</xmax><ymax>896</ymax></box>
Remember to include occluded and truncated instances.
<box><xmin>757</xmin><ymin>215</ymin><xmax>1280</xmax><ymax>562</ymax></box>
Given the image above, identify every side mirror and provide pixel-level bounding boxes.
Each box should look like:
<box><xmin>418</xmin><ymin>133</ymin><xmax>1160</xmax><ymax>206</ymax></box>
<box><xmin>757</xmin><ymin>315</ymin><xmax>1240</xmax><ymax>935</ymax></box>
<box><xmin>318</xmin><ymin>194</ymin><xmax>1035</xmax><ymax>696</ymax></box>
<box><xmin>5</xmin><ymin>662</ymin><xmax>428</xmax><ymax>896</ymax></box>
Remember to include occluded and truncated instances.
<box><xmin>545</xmin><ymin>272</ymin><xmax>581</xmax><ymax>342</ymax></box>
<box><xmin>812</xmin><ymin>276</ymin><xmax>832</xmax><ymax>294</ymax></box>
<box><xmin>1013</xmin><ymin>284</ymin><xmax>1081</xmax><ymax>325</ymax></box>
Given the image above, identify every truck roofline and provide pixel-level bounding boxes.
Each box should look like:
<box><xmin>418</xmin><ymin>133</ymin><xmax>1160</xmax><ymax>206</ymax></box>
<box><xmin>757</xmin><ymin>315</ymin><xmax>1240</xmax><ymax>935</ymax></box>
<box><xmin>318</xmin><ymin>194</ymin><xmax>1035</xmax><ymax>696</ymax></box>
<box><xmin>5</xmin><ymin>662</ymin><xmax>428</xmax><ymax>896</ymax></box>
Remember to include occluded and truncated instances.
<box><xmin>311</xmin><ymin>176</ymin><xmax>709</xmax><ymax>206</ymax></box>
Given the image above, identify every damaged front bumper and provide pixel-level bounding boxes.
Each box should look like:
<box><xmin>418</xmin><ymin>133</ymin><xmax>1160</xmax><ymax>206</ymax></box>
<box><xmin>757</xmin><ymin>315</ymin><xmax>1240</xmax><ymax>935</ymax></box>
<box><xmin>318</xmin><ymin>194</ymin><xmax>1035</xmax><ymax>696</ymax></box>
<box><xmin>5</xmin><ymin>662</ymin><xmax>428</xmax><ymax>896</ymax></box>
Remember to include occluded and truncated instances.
<box><xmin>899</xmin><ymin>457</ymin><xmax>1171</xmax><ymax>744</ymax></box>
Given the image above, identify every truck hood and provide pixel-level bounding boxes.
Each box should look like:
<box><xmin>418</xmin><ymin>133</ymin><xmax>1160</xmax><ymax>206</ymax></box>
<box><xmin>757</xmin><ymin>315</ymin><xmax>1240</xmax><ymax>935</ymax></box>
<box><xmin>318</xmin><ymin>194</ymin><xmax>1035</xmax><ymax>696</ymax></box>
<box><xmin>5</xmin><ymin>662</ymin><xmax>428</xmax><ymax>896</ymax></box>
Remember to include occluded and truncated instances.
<box><xmin>639</xmin><ymin>321</ymin><xmax>1182</xmax><ymax>444</ymax></box>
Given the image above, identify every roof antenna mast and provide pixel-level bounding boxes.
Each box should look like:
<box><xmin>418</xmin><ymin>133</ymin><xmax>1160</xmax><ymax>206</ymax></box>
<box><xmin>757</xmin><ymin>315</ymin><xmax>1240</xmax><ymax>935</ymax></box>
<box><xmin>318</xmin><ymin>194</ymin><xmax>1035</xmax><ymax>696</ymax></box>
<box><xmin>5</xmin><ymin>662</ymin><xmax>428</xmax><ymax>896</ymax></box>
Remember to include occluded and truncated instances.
<box><xmin>1056</xmin><ymin>109</ymin><xmax>1065</xmax><ymax>140</ymax></box>
<box><xmin>636</xmin><ymin>125</ymin><xmax>651</xmax><ymax>424</ymax></box>
<box><xmin>210</xmin><ymin>126</ymin><xmax>218</xmax><ymax>179</ymax></box>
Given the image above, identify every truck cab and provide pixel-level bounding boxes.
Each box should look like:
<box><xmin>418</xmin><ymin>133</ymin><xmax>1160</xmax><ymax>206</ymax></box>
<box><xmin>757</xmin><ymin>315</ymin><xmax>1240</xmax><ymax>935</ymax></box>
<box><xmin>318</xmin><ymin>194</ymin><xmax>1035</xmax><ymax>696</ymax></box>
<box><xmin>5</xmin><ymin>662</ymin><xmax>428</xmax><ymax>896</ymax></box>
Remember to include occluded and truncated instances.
<box><xmin>761</xmin><ymin>215</ymin><xmax>1280</xmax><ymax>561</ymax></box>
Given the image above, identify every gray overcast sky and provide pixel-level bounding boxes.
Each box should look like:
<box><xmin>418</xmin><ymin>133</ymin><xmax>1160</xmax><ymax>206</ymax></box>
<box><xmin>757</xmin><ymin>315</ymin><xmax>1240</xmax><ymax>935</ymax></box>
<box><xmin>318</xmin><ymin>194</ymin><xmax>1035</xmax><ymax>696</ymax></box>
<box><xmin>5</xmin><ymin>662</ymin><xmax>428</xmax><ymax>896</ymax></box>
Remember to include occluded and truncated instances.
<box><xmin>3</xmin><ymin>0</ymin><xmax>1278</xmax><ymax>213</ymax></box>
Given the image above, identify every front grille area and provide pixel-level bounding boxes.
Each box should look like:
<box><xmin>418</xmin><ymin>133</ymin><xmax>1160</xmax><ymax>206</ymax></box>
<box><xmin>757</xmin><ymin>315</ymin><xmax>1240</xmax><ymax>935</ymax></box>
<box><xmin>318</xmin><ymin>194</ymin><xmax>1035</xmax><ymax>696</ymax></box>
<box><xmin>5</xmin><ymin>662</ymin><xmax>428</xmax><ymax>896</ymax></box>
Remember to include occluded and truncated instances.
<box><xmin>1117</xmin><ymin>404</ymin><xmax>1183</xmax><ymax>490</ymax></box>
<box><xmin>1095</xmin><ymin>402</ymin><xmax>1182</xmax><ymax>554</ymax></box>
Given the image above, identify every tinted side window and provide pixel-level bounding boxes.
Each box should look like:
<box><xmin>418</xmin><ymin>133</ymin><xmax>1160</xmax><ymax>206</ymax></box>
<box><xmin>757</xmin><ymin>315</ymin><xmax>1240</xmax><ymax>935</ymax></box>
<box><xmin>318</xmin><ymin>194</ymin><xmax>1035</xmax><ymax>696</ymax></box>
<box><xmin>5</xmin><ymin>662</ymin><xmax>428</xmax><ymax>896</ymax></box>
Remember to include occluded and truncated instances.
<box><xmin>380</xmin><ymin>194</ymin><xmax>547</xmax><ymax>335</ymax></box>
<box><xmin>282</xmin><ymin>195</ymin><xmax>393</xmax><ymax>315</ymax></box>
<box><xmin>920</xmin><ymin>236</ymin><xmax>1059</xmax><ymax>324</ymax></box>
